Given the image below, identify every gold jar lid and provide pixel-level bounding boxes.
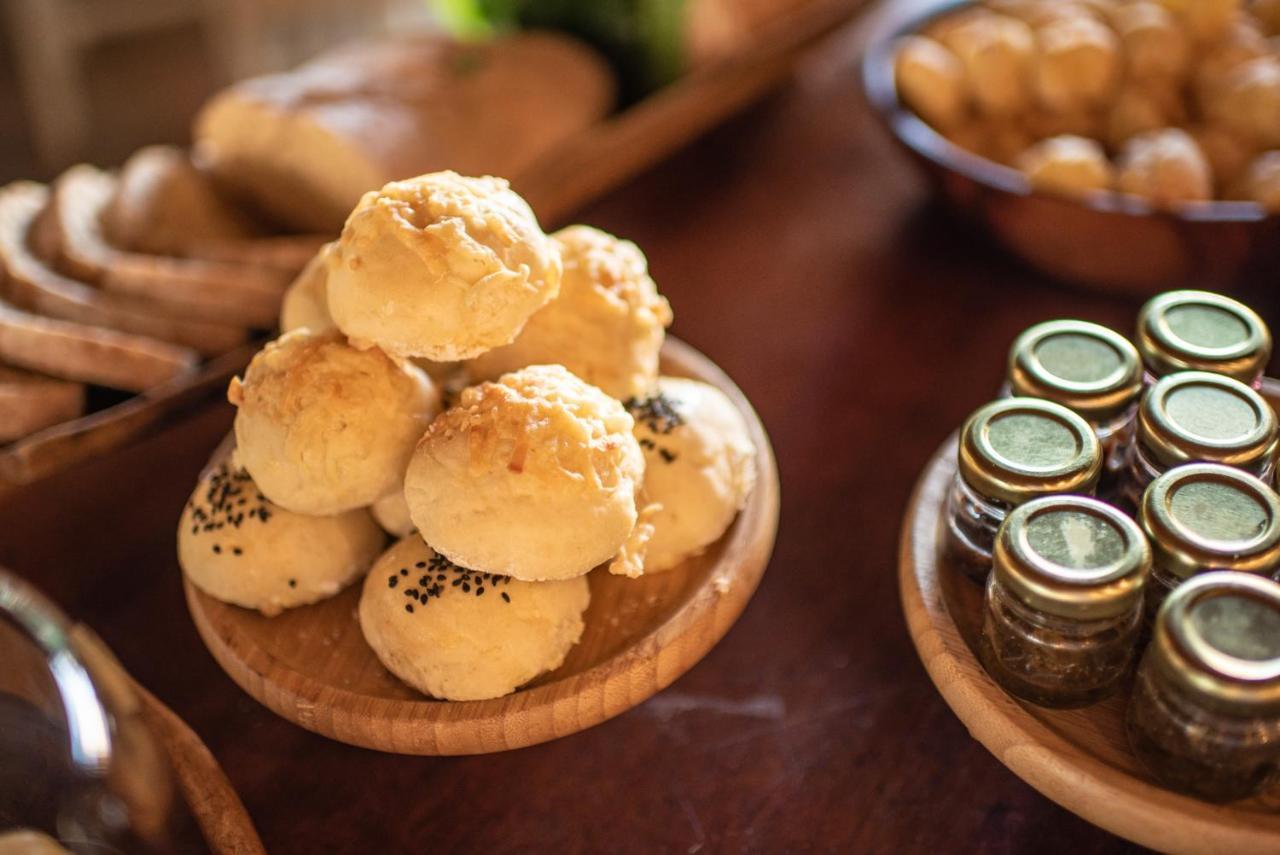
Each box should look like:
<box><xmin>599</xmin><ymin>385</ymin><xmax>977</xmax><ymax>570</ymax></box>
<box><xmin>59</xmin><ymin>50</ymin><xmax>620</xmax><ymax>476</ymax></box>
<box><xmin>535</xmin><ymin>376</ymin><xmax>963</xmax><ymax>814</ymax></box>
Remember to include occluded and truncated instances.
<box><xmin>995</xmin><ymin>495</ymin><xmax>1149</xmax><ymax>620</ymax></box>
<box><xmin>959</xmin><ymin>397</ymin><xmax>1102</xmax><ymax>506</ymax></box>
<box><xmin>1152</xmin><ymin>572</ymin><xmax>1280</xmax><ymax>714</ymax></box>
<box><xmin>1008</xmin><ymin>320</ymin><xmax>1143</xmax><ymax>420</ymax></box>
<box><xmin>1137</xmin><ymin>290</ymin><xmax>1271</xmax><ymax>383</ymax></box>
<box><xmin>1139</xmin><ymin>463</ymin><xmax>1280</xmax><ymax>581</ymax></box>
<box><xmin>1137</xmin><ymin>371</ymin><xmax>1277</xmax><ymax>473</ymax></box>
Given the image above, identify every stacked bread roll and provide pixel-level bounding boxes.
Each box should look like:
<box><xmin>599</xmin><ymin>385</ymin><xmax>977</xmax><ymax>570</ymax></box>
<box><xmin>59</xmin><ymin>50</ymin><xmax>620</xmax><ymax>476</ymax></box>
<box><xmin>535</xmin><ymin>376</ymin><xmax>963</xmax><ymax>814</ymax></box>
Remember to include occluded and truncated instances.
<box><xmin>893</xmin><ymin>0</ymin><xmax>1280</xmax><ymax>210</ymax></box>
<box><xmin>178</xmin><ymin>171</ymin><xmax>758</xmax><ymax>701</ymax></box>
<box><xmin>0</xmin><ymin>146</ymin><xmax>321</xmax><ymax>446</ymax></box>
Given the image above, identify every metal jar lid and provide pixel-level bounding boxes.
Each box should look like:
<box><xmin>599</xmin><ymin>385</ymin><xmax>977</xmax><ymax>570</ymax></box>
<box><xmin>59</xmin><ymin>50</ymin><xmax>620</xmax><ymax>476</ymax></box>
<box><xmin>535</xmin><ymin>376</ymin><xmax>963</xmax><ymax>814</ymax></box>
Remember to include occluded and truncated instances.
<box><xmin>994</xmin><ymin>495</ymin><xmax>1149</xmax><ymax>620</ymax></box>
<box><xmin>1136</xmin><ymin>290</ymin><xmax>1271</xmax><ymax>383</ymax></box>
<box><xmin>1008</xmin><ymin>320</ymin><xmax>1143</xmax><ymax>420</ymax></box>
<box><xmin>1137</xmin><ymin>371</ymin><xmax>1277</xmax><ymax>473</ymax></box>
<box><xmin>1139</xmin><ymin>463</ymin><xmax>1280</xmax><ymax>581</ymax></box>
<box><xmin>1152</xmin><ymin>571</ymin><xmax>1280</xmax><ymax>714</ymax></box>
<box><xmin>958</xmin><ymin>397</ymin><xmax>1102</xmax><ymax>506</ymax></box>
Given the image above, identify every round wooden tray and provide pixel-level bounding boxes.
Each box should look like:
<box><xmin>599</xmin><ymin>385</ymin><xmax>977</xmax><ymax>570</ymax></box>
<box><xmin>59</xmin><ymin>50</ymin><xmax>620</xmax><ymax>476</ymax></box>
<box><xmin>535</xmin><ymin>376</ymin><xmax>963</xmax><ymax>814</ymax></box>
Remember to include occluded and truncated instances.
<box><xmin>185</xmin><ymin>337</ymin><xmax>779</xmax><ymax>755</ymax></box>
<box><xmin>899</xmin><ymin>438</ymin><xmax>1280</xmax><ymax>853</ymax></box>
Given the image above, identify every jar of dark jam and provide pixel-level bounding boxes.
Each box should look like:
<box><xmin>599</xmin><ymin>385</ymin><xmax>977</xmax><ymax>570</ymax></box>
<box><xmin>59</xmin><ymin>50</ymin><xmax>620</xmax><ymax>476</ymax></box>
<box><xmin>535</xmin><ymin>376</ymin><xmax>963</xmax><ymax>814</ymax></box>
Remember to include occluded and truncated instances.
<box><xmin>978</xmin><ymin>496</ymin><xmax>1148</xmax><ymax>708</ymax></box>
<box><xmin>1116</xmin><ymin>371</ymin><xmax>1278</xmax><ymax>514</ymax></box>
<box><xmin>1006</xmin><ymin>319</ymin><xmax>1142</xmax><ymax>484</ymax></box>
<box><xmin>946</xmin><ymin>398</ymin><xmax>1102</xmax><ymax>584</ymax></box>
<box><xmin>1138</xmin><ymin>463</ymin><xmax>1280</xmax><ymax>631</ymax></box>
<box><xmin>1127</xmin><ymin>572</ymin><xmax>1280</xmax><ymax>802</ymax></box>
<box><xmin>1136</xmin><ymin>290</ymin><xmax>1271</xmax><ymax>390</ymax></box>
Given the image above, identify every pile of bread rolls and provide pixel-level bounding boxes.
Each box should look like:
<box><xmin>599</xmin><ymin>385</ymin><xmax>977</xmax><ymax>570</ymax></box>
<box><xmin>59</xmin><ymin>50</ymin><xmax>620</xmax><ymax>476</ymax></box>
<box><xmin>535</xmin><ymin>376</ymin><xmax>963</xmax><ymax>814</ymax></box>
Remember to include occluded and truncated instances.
<box><xmin>893</xmin><ymin>0</ymin><xmax>1280</xmax><ymax>209</ymax></box>
<box><xmin>0</xmin><ymin>146</ymin><xmax>321</xmax><ymax>446</ymax></box>
<box><xmin>177</xmin><ymin>171</ymin><xmax>758</xmax><ymax>702</ymax></box>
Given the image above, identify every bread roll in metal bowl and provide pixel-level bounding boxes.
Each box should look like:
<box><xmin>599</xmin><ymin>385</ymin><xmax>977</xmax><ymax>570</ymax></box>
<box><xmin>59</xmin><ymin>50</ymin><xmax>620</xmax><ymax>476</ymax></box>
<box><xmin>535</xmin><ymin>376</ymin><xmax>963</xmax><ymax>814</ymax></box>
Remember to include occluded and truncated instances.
<box><xmin>861</xmin><ymin>0</ymin><xmax>1280</xmax><ymax>295</ymax></box>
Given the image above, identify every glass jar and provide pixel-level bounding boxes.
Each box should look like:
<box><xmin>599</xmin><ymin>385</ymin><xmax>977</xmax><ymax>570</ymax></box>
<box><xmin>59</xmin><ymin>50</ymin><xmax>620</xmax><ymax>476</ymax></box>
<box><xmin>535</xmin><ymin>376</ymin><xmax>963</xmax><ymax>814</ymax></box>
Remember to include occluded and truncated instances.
<box><xmin>978</xmin><ymin>496</ymin><xmax>1149</xmax><ymax>708</ymax></box>
<box><xmin>1136</xmin><ymin>290</ymin><xmax>1271</xmax><ymax>389</ymax></box>
<box><xmin>1138</xmin><ymin>463</ymin><xmax>1280</xmax><ymax>631</ymax></box>
<box><xmin>1127</xmin><ymin>572</ymin><xmax>1280</xmax><ymax>802</ymax></box>
<box><xmin>1006</xmin><ymin>319</ymin><xmax>1143</xmax><ymax>484</ymax></box>
<box><xmin>946</xmin><ymin>397</ymin><xmax>1102</xmax><ymax>584</ymax></box>
<box><xmin>1116</xmin><ymin>371</ymin><xmax>1278</xmax><ymax>514</ymax></box>
<box><xmin>0</xmin><ymin>569</ymin><xmax>195</xmax><ymax>851</ymax></box>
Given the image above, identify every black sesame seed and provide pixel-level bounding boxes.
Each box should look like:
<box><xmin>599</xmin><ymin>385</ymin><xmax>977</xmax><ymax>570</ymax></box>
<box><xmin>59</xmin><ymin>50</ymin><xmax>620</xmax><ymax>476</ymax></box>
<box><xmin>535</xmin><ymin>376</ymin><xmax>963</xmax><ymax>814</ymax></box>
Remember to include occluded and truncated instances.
<box><xmin>415</xmin><ymin>561</ymin><xmax>426</xmax><ymax>568</ymax></box>
<box><xmin>212</xmin><ymin>544</ymin><xmax>221</xmax><ymax>554</ymax></box>
<box><xmin>388</xmin><ymin>576</ymin><xmax>398</xmax><ymax>588</ymax></box>
<box><xmin>461</xmin><ymin>583</ymin><xmax>470</xmax><ymax>593</ymax></box>
<box><xmin>400</xmin><ymin>568</ymin><xmax>408</xmax><ymax>576</ymax></box>
<box><xmin>501</xmin><ymin>592</ymin><xmax>511</xmax><ymax>603</ymax></box>
<box><xmin>288</xmin><ymin>579</ymin><xmax>297</xmax><ymax>588</ymax></box>
<box><xmin>232</xmin><ymin>546</ymin><xmax>243</xmax><ymax>556</ymax></box>
<box><xmin>405</xmin><ymin>604</ymin><xmax>414</xmax><ymax>613</ymax></box>
<box><xmin>477</xmin><ymin>587</ymin><xmax>484</xmax><ymax>595</ymax></box>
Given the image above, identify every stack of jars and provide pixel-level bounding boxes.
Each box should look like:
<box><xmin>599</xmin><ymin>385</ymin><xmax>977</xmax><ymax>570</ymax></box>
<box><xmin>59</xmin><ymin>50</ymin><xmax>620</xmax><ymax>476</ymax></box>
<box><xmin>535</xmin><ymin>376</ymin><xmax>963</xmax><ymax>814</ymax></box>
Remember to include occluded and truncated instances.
<box><xmin>945</xmin><ymin>289</ymin><xmax>1280</xmax><ymax>803</ymax></box>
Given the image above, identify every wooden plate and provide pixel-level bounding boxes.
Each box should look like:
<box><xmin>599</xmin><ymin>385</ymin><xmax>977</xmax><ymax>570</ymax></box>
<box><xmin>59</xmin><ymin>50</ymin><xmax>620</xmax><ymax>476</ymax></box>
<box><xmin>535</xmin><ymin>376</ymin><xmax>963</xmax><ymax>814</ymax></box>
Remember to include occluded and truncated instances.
<box><xmin>185</xmin><ymin>337</ymin><xmax>779</xmax><ymax>755</ymax></box>
<box><xmin>899</xmin><ymin>438</ymin><xmax>1280</xmax><ymax>854</ymax></box>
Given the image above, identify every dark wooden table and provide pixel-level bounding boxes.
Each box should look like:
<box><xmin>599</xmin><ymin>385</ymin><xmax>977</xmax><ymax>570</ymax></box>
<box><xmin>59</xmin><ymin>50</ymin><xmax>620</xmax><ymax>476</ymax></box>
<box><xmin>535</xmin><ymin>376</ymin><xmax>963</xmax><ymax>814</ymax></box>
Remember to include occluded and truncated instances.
<box><xmin>4</xmin><ymin>11</ymin><xmax>1277</xmax><ymax>853</ymax></box>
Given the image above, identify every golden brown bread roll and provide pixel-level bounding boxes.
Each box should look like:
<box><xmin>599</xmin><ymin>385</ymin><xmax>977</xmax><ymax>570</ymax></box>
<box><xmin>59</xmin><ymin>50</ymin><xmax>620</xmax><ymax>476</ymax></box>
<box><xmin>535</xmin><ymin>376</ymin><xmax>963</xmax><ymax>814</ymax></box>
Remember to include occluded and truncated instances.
<box><xmin>194</xmin><ymin>33</ymin><xmax>614</xmax><ymax>233</ymax></box>
<box><xmin>405</xmin><ymin>364</ymin><xmax>644</xmax><ymax>581</ymax></box>
<box><xmin>467</xmin><ymin>225</ymin><xmax>672</xmax><ymax>399</ymax></box>
<box><xmin>179</xmin><ymin>459</ymin><xmax>386</xmax><ymax>616</ymax></box>
<box><xmin>229</xmin><ymin>329</ymin><xmax>441</xmax><ymax>515</ymax></box>
<box><xmin>326</xmin><ymin>172</ymin><xmax>561</xmax><ymax>361</ymax></box>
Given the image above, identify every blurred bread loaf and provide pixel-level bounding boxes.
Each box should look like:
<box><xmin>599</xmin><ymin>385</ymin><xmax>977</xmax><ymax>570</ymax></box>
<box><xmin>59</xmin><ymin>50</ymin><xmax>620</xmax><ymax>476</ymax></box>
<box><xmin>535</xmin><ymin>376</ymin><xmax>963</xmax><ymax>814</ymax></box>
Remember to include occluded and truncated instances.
<box><xmin>194</xmin><ymin>33</ymin><xmax>615</xmax><ymax>232</ymax></box>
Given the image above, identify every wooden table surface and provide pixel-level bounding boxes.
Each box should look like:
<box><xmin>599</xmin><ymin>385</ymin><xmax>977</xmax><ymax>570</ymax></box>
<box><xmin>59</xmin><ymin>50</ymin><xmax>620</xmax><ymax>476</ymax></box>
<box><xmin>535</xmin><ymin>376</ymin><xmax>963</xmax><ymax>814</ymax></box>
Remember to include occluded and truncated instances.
<box><xmin>4</xmin><ymin>10</ymin><xmax>1277</xmax><ymax>854</ymax></box>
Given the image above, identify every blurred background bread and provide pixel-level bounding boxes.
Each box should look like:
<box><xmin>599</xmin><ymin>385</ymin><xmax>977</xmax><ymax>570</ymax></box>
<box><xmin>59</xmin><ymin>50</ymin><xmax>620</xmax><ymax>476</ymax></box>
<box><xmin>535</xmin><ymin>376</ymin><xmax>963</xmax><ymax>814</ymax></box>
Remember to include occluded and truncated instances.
<box><xmin>194</xmin><ymin>33</ymin><xmax>615</xmax><ymax>232</ymax></box>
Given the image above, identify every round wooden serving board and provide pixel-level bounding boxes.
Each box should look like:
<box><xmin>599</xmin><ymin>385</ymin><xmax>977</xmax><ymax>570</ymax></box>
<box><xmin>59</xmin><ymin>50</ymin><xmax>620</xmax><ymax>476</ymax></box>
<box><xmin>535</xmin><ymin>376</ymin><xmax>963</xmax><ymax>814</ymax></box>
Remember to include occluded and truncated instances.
<box><xmin>185</xmin><ymin>338</ymin><xmax>779</xmax><ymax>755</ymax></box>
<box><xmin>899</xmin><ymin>438</ymin><xmax>1280</xmax><ymax>854</ymax></box>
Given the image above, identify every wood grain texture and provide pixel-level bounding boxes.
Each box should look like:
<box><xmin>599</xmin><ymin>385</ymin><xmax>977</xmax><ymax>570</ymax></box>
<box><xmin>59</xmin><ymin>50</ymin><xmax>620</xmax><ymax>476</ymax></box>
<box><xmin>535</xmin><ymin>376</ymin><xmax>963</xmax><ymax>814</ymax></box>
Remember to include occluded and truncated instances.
<box><xmin>134</xmin><ymin>684</ymin><xmax>265</xmax><ymax>855</ymax></box>
<box><xmin>0</xmin><ymin>342</ymin><xmax>255</xmax><ymax>493</ymax></box>
<box><xmin>184</xmin><ymin>338</ymin><xmax>779</xmax><ymax>755</ymax></box>
<box><xmin>899</xmin><ymin>438</ymin><xmax>1280</xmax><ymax>854</ymax></box>
<box><xmin>11</xmin><ymin>3</ymin><xmax>1280</xmax><ymax>846</ymax></box>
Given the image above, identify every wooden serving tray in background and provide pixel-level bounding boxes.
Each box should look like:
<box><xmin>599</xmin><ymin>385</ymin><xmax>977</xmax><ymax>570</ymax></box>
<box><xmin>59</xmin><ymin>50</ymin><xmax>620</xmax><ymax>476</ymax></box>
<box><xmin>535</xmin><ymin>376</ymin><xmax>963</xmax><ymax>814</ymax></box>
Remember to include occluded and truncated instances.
<box><xmin>185</xmin><ymin>338</ymin><xmax>779</xmax><ymax>755</ymax></box>
<box><xmin>899</xmin><ymin>437</ymin><xmax>1280</xmax><ymax>854</ymax></box>
<box><xmin>0</xmin><ymin>0</ymin><xmax>866</xmax><ymax>492</ymax></box>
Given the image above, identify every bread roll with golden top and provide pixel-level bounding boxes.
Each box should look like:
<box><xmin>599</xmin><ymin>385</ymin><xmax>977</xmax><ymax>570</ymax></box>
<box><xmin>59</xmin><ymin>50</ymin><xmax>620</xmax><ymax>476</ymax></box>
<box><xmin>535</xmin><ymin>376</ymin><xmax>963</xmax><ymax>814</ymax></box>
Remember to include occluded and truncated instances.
<box><xmin>1192</xmin><ymin>16</ymin><xmax>1268</xmax><ymax>106</ymax></box>
<box><xmin>359</xmin><ymin>535</ymin><xmax>589</xmax><ymax>701</ymax></box>
<box><xmin>624</xmin><ymin>377</ymin><xmax>756</xmax><ymax>574</ymax></box>
<box><xmin>405</xmin><ymin>364</ymin><xmax>644</xmax><ymax>581</ymax></box>
<box><xmin>1017</xmin><ymin>135</ymin><xmax>1113</xmax><ymax>198</ymax></box>
<box><xmin>326</xmin><ymin>171</ymin><xmax>561</xmax><ymax>361</ymax></box>
<box><xmin>279</xmin><ymin>243</ymin><xmax>335</xmax><ymax>333</ymax></box>
<box><xmin>1114</xmin><ymin>2</ymin><xmax>1190</xmax><ymax>82</ymax></box>
<box><xmin>1033</xmin><ymin>15</ymin><xmax>1121</xmax><ymax>111</ymax></box>
<box><xmin>1191</xmin><ymin>123</ymin><xmax>1257</xmax><ymax>192</ymax></box>
<box><xmin>467</xmin><ymin>225</ymin><xmax>673</xmax><ymax>400</ymax></box>
<box><xmin>893</xmin><ymin>36</ymin><xmax>969</xmax><ymax>131</ymax></box>
<box><xmin>941</xmin><ymin>15</ymin><xmax>1035</xmax><ymax>116</ymax></box>
<box><xmin>1214</xmin><ymin>57</ymin><xmax>1280</xmax><ymax>147</ymax></box>
<box><xmin>1117</xmin><ymin>128</ymin><xmax>1214</xmax><ymax>206</ymax></box>
<box><xmin>372</xmin><ymin>487</ymin><xmax>415</xmax><ymax>537</ymax></box>
<box><xmin>178</xmin><ymin>460</ymin><xmax>385</xmax><ymax>615</ymax></box>
<box><xmin>1157</xmin><ymin>0</ymin><xmax>1240</xmax><ymax>42</ymax></box>
<box><xmin>229</xmin><ymin>329</ymin><xmax>441</xmax><ymax>515</ymax></box>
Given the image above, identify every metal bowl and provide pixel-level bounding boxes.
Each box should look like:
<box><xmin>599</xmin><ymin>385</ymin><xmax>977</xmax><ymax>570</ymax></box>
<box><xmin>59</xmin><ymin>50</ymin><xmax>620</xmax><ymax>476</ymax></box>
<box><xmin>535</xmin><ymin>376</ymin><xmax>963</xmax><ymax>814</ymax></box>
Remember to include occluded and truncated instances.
<box><xmin>861</xmin><ymin>0</ymin><xmax>1280</xmax><ymax>295</ymax></box>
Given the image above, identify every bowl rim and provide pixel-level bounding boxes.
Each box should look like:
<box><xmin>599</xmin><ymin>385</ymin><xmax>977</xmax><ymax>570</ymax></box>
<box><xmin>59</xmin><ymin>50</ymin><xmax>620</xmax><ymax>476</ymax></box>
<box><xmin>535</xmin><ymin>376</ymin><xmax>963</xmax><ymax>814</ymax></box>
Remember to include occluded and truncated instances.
<box><xmin>860</xmin><ymin>0</ymin><xmax>1274</xmax><ymax>225</ymax></box>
